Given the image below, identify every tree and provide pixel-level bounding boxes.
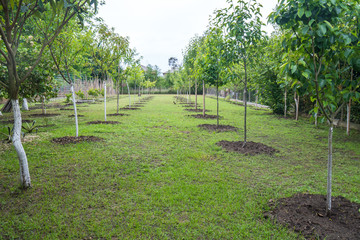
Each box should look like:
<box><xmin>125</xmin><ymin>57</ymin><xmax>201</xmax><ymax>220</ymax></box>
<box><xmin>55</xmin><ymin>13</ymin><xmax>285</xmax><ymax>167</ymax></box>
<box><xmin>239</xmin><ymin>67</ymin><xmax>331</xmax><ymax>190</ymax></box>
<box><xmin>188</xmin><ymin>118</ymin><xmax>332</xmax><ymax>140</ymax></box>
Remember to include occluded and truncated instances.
<box><xmin>48</xmin><ymin>20</ymin><xmax>91</xmax><ymax>137</ymax></box>
<box><xmin>202</xmin><ymin>28</ymin><xmax>228</xmax><ymax>126</ymax></box>
<box><xmin>270</xmin><ymin>0</ymin><xmax>360</xmax><ymax>215</ymax></box>
<box><xmin>215</xmin><ymin>0</ymin><xmax>264</xmax><ymax>145</ymax></box>
<box><xmin>0</xmin><ymin>0</ymin><xmax>99</xmax><ymax>189</ymax></box>
<box><xmin>89</xmin><ymin>20</ymin><xmax>131</xmax><ymax>120</ymax></box>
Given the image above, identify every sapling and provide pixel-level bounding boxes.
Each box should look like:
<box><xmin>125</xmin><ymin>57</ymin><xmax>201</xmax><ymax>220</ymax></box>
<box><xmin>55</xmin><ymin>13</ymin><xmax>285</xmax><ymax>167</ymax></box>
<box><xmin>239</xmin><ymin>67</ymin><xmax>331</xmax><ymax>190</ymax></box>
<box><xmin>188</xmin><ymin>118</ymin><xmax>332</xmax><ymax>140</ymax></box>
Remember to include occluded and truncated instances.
<box><xmin>22</xmin><ymin>120</ymin><xmax>38</xmax><ymax>134</ymax></box>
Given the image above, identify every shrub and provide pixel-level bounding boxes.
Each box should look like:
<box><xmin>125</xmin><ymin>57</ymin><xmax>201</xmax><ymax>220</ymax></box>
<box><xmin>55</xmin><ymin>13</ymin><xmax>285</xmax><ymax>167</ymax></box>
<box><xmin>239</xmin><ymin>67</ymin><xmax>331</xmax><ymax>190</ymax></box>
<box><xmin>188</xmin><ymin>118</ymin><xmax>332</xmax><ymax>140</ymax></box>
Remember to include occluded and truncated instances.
<box><xmin>65</xmin><ymin>93</ymin><xmax>72</xmax><ymax>103</ymax></box>
<box><xmin>88</xmin><ymin>89</ymin><xmax>99</xmax><ymax>98</ymax></box>
<box><xmin>76</xmin><ymin>90</ymin><xmax>85</xmax><ymax>99</ymax></box>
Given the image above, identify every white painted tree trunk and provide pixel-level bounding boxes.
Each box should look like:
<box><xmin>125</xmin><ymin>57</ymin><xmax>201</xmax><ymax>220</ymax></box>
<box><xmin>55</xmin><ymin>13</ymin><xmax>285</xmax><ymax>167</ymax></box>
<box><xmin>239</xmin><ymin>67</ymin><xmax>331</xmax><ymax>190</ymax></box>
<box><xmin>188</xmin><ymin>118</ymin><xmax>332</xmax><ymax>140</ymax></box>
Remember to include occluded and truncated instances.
<box><xmin>347</xmin><ymin>100</ymin><xmax>351</xmax><ymax>136</ymax></box>
<box><xmin>71</xmin><ymin>85</ymin><xmax>79</xmax><ymax>137</ymax></box>
<box><xmin>126</xmin><ymin>81</ymin><xmax>131</xmax><ymax>108</ymax></box>
<box><xmin>0</xmin><ymin>111</ymin><xmax>2</xmax><ymax>116</ymax></box>
<box><xmin>42</xmin><ymin>97</ymin><xmax>46</xmax><ymax>115</ymax></box>
<box><xmin>22</xmin><ymin>98</ymin><xmax>29</xmax><ymax>111</ymax></box>
<box><xmin>104</xmin><ymin>82</ymin><xmax>107</xmax><ymax>122</ymax></box>
<box><xmin>326</xmin><ymin>125</ymin><xmax>333</xmax><ymax>216</ymax></box>
<box><xmin>284</xmin><ymin>88</ymin><xmax>287</xmax><ymax>118</ymax></box>
<box><xmin>12</xmin><ymin>99</ymin><xmax>31</xmax><ymax>188</ymax></box>
<box><xmin>203</xmin><ymin>79</ymin><xmax>206</xmax><ymax>117</ymax></box>
<box><xmin>315</xmin><ymin>101</ymin><xmax>318</xmax><ymax>127</ymax></box>
<box><xmin>294</xmin><ymin>92</ymin><xmax>299</xmax><ymax>121</ymax></box>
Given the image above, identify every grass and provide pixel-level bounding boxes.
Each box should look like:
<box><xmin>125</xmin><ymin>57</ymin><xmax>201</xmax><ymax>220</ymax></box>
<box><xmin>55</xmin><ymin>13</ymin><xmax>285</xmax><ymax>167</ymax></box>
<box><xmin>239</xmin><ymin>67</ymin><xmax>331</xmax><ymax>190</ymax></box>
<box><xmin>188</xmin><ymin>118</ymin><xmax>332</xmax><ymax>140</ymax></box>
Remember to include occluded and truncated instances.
<box><xmin>0</xmin><ymin>95</ymin><xmax>359</xmax><ymax>239</ymax></box>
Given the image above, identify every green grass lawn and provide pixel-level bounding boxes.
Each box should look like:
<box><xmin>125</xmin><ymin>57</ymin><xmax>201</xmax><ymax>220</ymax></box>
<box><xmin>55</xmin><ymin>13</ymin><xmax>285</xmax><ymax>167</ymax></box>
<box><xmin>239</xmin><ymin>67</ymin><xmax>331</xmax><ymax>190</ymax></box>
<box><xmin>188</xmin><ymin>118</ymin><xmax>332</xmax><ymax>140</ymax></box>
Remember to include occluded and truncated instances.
<box><xmin>0</xmin><ymin>95</ymin><xmax>359</xmax><ymax>239</ymax></box>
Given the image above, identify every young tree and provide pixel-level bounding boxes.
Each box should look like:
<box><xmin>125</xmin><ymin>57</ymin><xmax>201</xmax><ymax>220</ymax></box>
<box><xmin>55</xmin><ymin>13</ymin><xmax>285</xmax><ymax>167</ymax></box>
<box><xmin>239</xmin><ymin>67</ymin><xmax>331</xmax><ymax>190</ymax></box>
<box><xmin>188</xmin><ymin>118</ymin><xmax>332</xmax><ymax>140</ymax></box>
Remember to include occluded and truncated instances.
<box><xmin>0</xmin><ymin>0</ymin><xmax>99</xmax><ymax>188</ymax></box>
<box><xmin>202</xmin><ymin>28</ymin><xmax>227</xmax><ymax>127</ymax></box>
<box><xmin>215</xmin><ymin>0</ymin><xmax>264</xmax><ymax>145</ymax></box>
<box><xmin>270</xmin><ymin>0</ymin><xmax>360</xmax><ymax>215</ymax></box>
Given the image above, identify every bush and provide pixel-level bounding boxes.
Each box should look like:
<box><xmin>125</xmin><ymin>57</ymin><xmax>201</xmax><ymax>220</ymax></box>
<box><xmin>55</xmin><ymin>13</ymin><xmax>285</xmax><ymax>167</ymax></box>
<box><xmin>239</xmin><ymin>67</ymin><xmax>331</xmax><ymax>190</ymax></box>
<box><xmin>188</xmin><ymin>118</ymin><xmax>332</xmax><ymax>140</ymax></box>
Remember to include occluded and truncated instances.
<box><xmin>97</xmin><ymin>89</ymin><xmax>105</xmax><ymax>97</ymax></box>
<box><xmin>88</xmin><ymin>89</ymin><xmax>99</xmax><ymax>98</ymax></box>
<box><xmin>225</xmin><ymin>95</ymin><xmax>231</xmax><ymax>102</ymax></box>
<box><xmin>76</xmin><ymin>90</ymin><xmax>85</xmax><ymax>99</ymax></box>
<box><xmin>65</xmin><ymin>93</ymin><xmax>72</xmax><ymax>103</ymax></box>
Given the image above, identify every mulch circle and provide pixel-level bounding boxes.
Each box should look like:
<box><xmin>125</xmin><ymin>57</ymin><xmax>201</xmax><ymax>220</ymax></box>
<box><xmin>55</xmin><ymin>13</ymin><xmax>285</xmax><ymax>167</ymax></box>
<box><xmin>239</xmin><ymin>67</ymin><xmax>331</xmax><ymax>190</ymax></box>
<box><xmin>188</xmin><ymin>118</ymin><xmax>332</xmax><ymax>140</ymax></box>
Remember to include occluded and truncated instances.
<box><xmin>198</xmin><ymin>124</ymin><xmax>238</xmax><ymax>132</ymax></box>
<box><xmin>52</xmin><ymin>136</ymin><xmax>104</xmax><ymax>145</ymax></box>
<box><xmin>108</xmin><ymin>113</ymin><xmax>129</xmax><ymax>117</ymax></box>
<box><xmin>29</xmin><ymin>113</ymin><xmax>60</xmax><ymax>117</ymax></box>
<box><xmin>37</xmin><ymin>124</ymin><xmax>56</xmax><ymax>128</ymax></box>
<box><xmin>264</xmin><ymin>193</ymin><xmax>360</xmax><ymax>239</ymax></box>
<box><xmin>189</xmin><ymin>114</ymin><xmax>220</xmax><ymax>119</ymax></box>
<box><xmin>216</xmin><ymin>140</ymin><xmax>278</xmax><ymax>156</ymax></box>
<box><xmin>1</xmin><ymin>119</ymin><xmax>33</xmax><ymax>124</ymax></box>
<box><xmin>120</xmin><ymin>107</ymin><xmax>140</xmax><ymax>111</ymax></box>
<box><xmin>184</xmin><ymin>108</ymin><xmax>209</xmax><ymax>112</ymax></box>
<box><xmin>86</xmin><ymin>121</ymin><xmax>120</xmax><ymax>125</ymax></box>
<box><xmin>68</xmin><ymin>115</ymin><xmax>85</xmax><ymax>117</ymax></box>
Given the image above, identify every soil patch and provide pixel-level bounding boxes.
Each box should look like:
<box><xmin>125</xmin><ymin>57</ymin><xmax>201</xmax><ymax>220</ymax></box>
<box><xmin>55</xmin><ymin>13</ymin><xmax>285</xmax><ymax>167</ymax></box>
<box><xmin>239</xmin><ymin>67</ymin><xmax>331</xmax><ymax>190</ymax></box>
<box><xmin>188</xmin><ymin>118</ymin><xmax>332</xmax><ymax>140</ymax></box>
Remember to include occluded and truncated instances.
<box><xmin>108</xmin><ymin>113</ymin><xmax>129</xmax><ymax>117</ymax></box>
<box><xmin>52</xmin><ymin>136</ymin><xmax>104</xmax><ymax>145</ymax></box>
<box><xmin>189</xmin><ymin>114</ymin><xmax>220</xmax><ymax>119</ymax></box>
<box><xmin>185</xmin><ymin>108</ymin><xmax>209</xmax><ymax>112</ymax></box>
<box><xmin>38</xmin><ymin>124</ymin><xmax>56</xmax><ymax>128</ymax></box>
<box><xmin>216</xmin><ymin>140</ymin><xmax>278</xmax><ymax>156</ymax></box>
<box><xmin>29</xmin><ymin>113</ymin><xmax>60</xmax><ymax>117</ymax></box>
<box><xmin>60</xmin><ymin>108</ymin><xmax>73</xmax><ymax>111</ymax></box>
<box><xmin>198</xmin><ymin>124</ymin><xmax>238</xmax><ymax>132</ymax></box>
<box><xmin>1</xmin><ymin>119</ymin><xmax>33</xmax><ymax>124</ymax></box>
<box><xmin>68</xmin><ymin>115</ymin><xmax>85</xmax><ymax>117</ymax></box>
<box><xmin>87</xmin><ymin>121</ymin><xmax>120</xmax><ymax>125</ymax></box>
<box><xmin>120</xmin><ymin>107</ymin><xmax>140</xmax><ymax>111</ymax></box>
<box><xmin>264</xmin><ymin>194</ymin><xmax>360</xmax><ymax>239</ymax></box>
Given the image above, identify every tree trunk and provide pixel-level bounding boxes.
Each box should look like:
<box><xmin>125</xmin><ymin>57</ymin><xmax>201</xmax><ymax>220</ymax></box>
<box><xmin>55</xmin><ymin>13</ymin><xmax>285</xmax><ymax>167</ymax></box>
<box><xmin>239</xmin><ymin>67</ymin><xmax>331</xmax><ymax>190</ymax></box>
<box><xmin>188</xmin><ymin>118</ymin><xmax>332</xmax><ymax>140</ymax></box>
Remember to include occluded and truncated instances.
<box><xmin>284</xmin><ymin>88</ymin><xmax>287</xmax><ymax>118</ymax></box>
<box><xmin>195</xmin><ymin>79</ymin><xmax>198</xmax><ymax>110</ymax></box>
<box><xmin>188</xmin><ymin>80</ymin><xmax>191</xmax><ymax>103</ymax></box>
<box><xmin>216</xmin><ymin>83</ymin><xmax>219</xmax><ymax>127</ymax></box>
<box><xmin>315</xmin><ymin>101</ymin><xmax>318</xmax><ymax>127</ymax></box>
<box><xmin>71</xmin><ymin>85</ymin><xmax>79</xmax><ymax>137</ymax></box>
<box><xmin>42</xmin><ymin>97</ymin><xmax>46</xmax><ymax>115</ymax></box>
<box><xmin>243</xmin><ymin>59</ymin><xmax>248</xmax><ymax>146</ymax></box>
<box><xmin>104</xmin><ymin>82</ymin><xmax>107</xmax><ymax>122</ymax></box>
<box><xmin>1</xmin><ymin>100</ymin><xmax>12</xmax><ymax>112</ymax></box>
<box><xmin>295</xmin><ymin>92</ymin><xmax>299</xmax><ymax>121</ymax></box>
<box><xmin>12</xmin><ymin>99</ymin><xmax>31</xmax><ymax>188</ymax></box>
<box><xmin>126</xmin><ymin>81</ymin><xmax>131</xmax><ymax>108</ymax></box>
<box><xmin>0</xmin><ymin>111</ymin><xmax>2</xmax><ymax>116</ymax></box>
<box><xmin>22</xmin><ymin>98</ymin><xmax>29</xmax><ymax>111</ymax></box>
<box><xmin>203</xmin><ymin>79</ymin><xmax>206</xmax><ymax>117</ymax></box>
<box><xmin>116</xmin><ymin>81</ymin><xmax>120</xmax><ymax>114</ymax></box>
<box><xmin>326</xmin><ymin>124</ymin><xmax>333</xmax><ymax>216</ymax></box>
<box><xmin>347</xmin><ymin>99</ymin><xmax>351</xmax><ymax>136</ymax></box>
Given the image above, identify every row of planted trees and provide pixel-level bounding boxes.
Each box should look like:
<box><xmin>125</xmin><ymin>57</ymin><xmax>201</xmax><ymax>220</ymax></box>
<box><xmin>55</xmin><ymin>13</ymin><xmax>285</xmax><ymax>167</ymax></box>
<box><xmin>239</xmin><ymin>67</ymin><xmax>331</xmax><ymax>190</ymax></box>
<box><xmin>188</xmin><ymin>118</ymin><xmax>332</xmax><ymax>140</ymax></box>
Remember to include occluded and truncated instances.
<box><xmin>0</xmin><ymin>0</ymin><xmax>163</xmax><ymax>189</ymax></box>
<box><xmin>178</xmin><ymin>0</ymin><xmax>359</xmax><ymax>216</ymax></box>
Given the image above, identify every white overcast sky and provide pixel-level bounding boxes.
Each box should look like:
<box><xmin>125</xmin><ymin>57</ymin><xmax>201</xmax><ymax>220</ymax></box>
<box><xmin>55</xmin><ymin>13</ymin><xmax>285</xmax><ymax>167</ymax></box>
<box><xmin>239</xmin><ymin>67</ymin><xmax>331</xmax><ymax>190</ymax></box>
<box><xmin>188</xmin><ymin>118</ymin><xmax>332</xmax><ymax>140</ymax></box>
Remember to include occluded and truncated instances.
<box><xmin>97</xmin><ymin>0</ymin><xmax>278</xmax><ymax>72</ymax></box>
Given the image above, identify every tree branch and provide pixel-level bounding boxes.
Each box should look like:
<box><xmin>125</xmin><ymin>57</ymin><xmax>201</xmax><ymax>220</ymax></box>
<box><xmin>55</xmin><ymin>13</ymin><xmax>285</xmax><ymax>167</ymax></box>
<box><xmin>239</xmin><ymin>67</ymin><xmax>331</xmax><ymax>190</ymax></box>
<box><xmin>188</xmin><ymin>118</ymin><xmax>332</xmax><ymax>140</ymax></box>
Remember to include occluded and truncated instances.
<box><xmin>10</xmin><ymin>0</ymin><xmax>23</xmax><ymax>31</ymax></box>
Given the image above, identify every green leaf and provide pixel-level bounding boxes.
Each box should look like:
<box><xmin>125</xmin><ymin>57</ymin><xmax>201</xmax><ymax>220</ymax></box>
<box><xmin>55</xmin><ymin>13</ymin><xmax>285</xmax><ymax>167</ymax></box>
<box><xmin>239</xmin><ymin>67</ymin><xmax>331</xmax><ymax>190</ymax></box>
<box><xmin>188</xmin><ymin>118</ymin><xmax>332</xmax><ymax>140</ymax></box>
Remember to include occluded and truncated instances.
<box><xmin>309</xmin><ymin>19</ymin><xmax>315</xmax><ymax>27</ymax></box>
<box><xmin>330</xmin><ymin>0</ymin><xmax>336</xmax><ymax>4</ymax></box>
<box><xmin>305</xmin><ymin>10</ymin><xmax>312</xmax><ymax>18</ymax></box>
<box><xmin>302</xmin><ymin>26</ymin><xmax>309</xmax><ymax>35</ymax></box>
<box><xmin>291</xmin><ymin>65</ymin><xmax>297</xmax><ymax>74</ymax></box>
<box><xmin>298</xmin><ymin>8</ymin><xmax>305</xmax><ymax>18</ymax></box>
<box><xmin>318</xmin><ymin>24</ymin><xmax>327</xmax><ymax>35</ymax></box>
<box><xmin>302</xmin><ymin>71</ymin><xmax>309</xmax><ymax>79</ymax></box>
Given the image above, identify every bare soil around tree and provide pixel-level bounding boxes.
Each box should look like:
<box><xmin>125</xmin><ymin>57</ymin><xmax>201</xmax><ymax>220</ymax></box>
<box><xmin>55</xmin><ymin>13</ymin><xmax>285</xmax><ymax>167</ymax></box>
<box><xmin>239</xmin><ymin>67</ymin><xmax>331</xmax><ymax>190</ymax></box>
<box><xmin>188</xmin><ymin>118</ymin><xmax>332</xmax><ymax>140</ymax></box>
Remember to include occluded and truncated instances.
<box><xmin>189</xmin><ymin>114</ymin><xmax>220</xmax><ymax>119</ymax></box>
<box><xmin>52</xmin><ymin>136</ymin><xmax>104</xmax><ymax>145</ymax></box>
<box><xmin>264</xmin><ymin>193</ymin><xmax>360</xmax><ymax>239</ymax></box>
<box><xmin>216</xmin><ymin>140</ymin><xmax>278</xmax><ymax>156</ymax></box>
<box><xmin>198</xmin><ymin>124</ymin><xmax>237</xmax><ymax>132</ymax></box>
<box><xmin>86</xmin><ymin>121</ymin><xmax>120</xmax><ymax>125</ymax></box>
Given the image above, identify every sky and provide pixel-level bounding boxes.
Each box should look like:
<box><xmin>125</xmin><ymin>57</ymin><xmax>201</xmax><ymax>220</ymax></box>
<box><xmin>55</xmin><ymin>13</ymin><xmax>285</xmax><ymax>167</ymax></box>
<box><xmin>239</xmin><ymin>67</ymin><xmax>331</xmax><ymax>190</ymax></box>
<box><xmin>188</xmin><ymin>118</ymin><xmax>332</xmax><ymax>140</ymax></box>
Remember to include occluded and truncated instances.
<box><xmin>97</xmin><ymin>0</ymin><xmax>278</xmax><ymax>73</ymax></box>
